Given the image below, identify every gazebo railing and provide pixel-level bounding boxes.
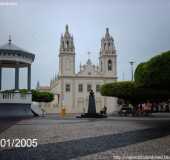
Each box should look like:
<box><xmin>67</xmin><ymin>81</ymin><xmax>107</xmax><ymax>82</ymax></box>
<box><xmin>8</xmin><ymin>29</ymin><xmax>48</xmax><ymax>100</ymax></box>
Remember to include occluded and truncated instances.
<box><xmin>0</xmin><ymin>91</ymin><xmax>32</xmax><ymax>104</ymax></box>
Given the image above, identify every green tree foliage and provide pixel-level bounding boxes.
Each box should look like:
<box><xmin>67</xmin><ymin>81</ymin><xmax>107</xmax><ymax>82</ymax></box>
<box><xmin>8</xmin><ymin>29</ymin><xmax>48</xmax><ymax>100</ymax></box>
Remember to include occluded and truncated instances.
<box><xmin>135</xmin><ymin>50</ymin><xmax>170</xmax><ymax>89</ymax></box>
<box><xmin>134</xmin><ymin>62</ymin><xmax>147</xmax><ymax>87</ymax></box>
<box><xmin>101</xmin><ymin>81</ymin><xmax>170</xmax><ymax>104</ymax></box>
<box><xmin>101</xmin><ymin>50</ymin><xmax>170</xmax><ymax>103</ymax></box>
<box><xmin>101</xmin><ymin>81</ymin><xmax>135</xmax><ymax>99</ymax></box>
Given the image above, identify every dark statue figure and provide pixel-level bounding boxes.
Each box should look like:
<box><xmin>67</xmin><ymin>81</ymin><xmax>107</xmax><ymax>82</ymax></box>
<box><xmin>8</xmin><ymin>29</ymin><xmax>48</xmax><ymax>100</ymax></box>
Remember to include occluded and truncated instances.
<box><xmin>77</xmin><ymin>89</ymin><xmax>107</xmax><ymax>118</ymax></box>
<box><xmin>87</xmin><ymin>90</ymin><xmax>96</xmax><ymax>114</ymax></box>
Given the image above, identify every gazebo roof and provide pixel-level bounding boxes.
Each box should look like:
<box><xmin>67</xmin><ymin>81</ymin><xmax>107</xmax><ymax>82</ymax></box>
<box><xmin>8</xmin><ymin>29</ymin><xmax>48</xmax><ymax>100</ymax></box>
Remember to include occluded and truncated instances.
<box><xmin>0</xmin><ymin>42</ymin><xmax>27</xmax><ymax>51</ymax></box>
<box><xmin>0</xmin><ymin>42</ymin><xmax>35</xmax><ymax>60</ymax></box>
<box><xmin>0</xmin><ymin>37</ymin><xmax>35</xmax><ymax>67</ymax></box>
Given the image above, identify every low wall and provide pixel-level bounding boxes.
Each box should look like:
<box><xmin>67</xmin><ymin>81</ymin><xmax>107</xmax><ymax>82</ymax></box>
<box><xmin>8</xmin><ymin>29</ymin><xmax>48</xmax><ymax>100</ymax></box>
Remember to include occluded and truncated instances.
<box><xmin>0</xmin><ymin>92</ymin><xmax>32</xmax><ymax>104</ymax></box>
<box><xmin>0</xmin><ymin>103</ymin><xmax>33</xmax><ymax>117</ymax></box>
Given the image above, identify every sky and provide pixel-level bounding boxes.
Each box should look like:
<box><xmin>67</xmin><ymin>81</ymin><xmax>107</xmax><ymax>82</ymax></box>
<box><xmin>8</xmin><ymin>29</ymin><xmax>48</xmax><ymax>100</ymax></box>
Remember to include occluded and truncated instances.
<box><xmin>0</xmin><ymin>0</ymin><xmax>170</xmax><ymax>89</ymax></box>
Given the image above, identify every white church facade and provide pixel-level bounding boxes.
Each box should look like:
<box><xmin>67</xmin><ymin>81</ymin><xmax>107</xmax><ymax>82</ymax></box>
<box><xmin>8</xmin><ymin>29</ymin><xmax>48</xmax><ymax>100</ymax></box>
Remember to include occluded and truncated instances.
<box><xmin>41</xmin><ymin>25</ymin><xmax>118</xmax><ymax>113</ymax></box>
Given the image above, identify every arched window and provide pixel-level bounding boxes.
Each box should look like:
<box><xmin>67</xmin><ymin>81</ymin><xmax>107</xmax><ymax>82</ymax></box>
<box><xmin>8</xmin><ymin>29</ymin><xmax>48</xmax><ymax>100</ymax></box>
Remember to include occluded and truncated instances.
<box><xmin>108</xmin><ymin>43</ymin><xmax>110</xmax><ymax>48</ymax></box>
<box><xmin>108</xmin><ymin>59</ymin><xmax>112</xmax><ymax>71</ymax></box>
<box><xmin>104</xmin><ymin>43</ymin><xmax>106</xmax><ymax>49</ymax></box>
<box><xmin>101</xmin><ymin>61</ymin><xmax>103</xmax><ymax>72</ymax></box>
<box><xmin>66</xmin><ymin>41</ymin><xmax>69</xmax><ymax>48</ymax></box>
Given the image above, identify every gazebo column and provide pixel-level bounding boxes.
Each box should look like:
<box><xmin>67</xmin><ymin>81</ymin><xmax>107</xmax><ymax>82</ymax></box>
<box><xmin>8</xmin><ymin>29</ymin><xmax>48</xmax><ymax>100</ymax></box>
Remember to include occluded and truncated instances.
<box><xmin>27</xmin><ymin>64</ymin><xmax>31</xmax><ymax>90</ymax></box>
<box><xmin>0</xmin><ymin>67</ymin><xmax>2</xmax><ymax>91</ymax></box>
<box><xmin>15</xmin><ymin>66</ymin><xmax>19</xmax><ymax>90</ymax></box>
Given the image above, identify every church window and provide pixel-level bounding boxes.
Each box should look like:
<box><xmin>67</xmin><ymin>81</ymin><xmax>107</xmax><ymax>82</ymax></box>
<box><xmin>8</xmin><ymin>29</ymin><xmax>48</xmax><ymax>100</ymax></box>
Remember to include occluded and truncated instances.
<box><xmin>65</xmin><ymin>84</ymin><xmax>71</xmax><ymax>92</ymax></box>
<box><xmin>108</xmin><ymin>43</ymin><xmax>110</xmax><ymax>48</ymax></box>
<box><xmin>62</xmin><ymin>41</ymin><xmax>64</xmax><ymax>49</ymax></box>
<box><xmin>101</xmin><ymin>61</ymin><xmax>103</xmax><ymax>72</ymax></box>
<box><xmin>96</xmin><ymin>85</ymin><xmax>100</xmax><ymax>92</ymax></box>
<box><xmin>78</xmin><ymin>84</ymin><xmax>83</xmax><ymax>92</ymax></box>
<box><xmin>87</xmin><ymin>84</ymin><xmax>92</xmax><ymax>92</ymax></box>
<box><xmin>108</xmin><ymin>59</ymin><xmax>112</xmax><ymax>71</ymax></box>
<box><xmin>66</xmin><ymin>41</ymin><xmax>69</xmax><ymax>48</ymax></box>
<box><xmin>104</xmin><ymin>43</ymin><xmax>106</xmax><ymax>49</ymax></box>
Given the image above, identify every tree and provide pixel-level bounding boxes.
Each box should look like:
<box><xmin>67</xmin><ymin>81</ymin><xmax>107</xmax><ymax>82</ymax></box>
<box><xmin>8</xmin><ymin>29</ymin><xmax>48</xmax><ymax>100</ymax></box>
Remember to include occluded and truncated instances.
<box><xmin>101</xmin><ymin>50</ymin><xmax>170</xmax><ymax>104</ymax></box>
<box><xmin>101</xmin><ymin>81</ymin><xmax>170</xmax><ymax>104</ymax></box>
<box><xmin>101</xmin><ymin>81</ymin><xmax>135</xmax><ymax>100</ymax></box>
<box><xmin>135</xmin><ymin>50</ymin><xmax>170</xmax><ymax>89</ymax></box>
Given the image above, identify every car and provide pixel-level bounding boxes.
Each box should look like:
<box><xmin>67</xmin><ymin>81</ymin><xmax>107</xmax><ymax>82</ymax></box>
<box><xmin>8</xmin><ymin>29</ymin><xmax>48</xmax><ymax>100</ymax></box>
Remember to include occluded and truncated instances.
<box><xmin>118</xmin><ymin>105</ymin><xmax>132</xmax><ymax>116</ymax></box>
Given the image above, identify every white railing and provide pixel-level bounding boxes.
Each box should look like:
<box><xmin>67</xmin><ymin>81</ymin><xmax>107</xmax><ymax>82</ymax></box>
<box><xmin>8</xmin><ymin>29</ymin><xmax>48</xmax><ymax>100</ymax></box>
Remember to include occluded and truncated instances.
<box><xmin>0</xmin><ymin>92</ymin><xmax>32</xmax><ymax>104</ymax></box>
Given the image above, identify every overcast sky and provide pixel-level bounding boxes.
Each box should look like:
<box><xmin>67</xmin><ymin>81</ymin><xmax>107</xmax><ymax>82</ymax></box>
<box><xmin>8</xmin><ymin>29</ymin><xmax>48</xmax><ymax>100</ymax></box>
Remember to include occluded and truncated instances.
<box><xmin>0</xmin><ymin>0</ymin><xmax>170</xmax><ymax>89</ymax></box>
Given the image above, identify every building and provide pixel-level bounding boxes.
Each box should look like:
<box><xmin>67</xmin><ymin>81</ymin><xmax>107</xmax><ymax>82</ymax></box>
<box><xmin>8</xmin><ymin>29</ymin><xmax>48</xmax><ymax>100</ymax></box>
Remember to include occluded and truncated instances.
<box><xmin>42</xmin><ymin>25</ymin><xmax>118</xmax><ymax>113</ymax></box>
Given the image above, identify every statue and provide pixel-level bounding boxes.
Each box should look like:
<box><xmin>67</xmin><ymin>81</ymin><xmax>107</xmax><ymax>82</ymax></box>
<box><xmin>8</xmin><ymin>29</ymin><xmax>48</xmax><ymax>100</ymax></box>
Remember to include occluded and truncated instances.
<box><xmin>87</xmin><ymin>90</ymin><xmax>96</xmax><ymax>114</ymax></box>
<box><xmin>77</xmin><ymin>89</ymin><xmax>107</xmax><ymax>118</ymax></box>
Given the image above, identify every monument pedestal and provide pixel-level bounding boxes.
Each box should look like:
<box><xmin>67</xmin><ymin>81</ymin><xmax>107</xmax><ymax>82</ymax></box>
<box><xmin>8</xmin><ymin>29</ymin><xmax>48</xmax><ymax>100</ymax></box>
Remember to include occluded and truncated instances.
<box><xmin>78</xmin><ymin>113</ymin><xmax>107</xmax><ymax>118</ymax></box>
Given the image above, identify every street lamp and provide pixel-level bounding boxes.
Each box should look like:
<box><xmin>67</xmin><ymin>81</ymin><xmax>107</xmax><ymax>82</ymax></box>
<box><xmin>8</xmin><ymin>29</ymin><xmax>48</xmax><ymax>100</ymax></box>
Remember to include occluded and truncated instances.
<box><xmin>129</xmin><ymin>61</ymin><xmax>135</xmax><ymax>81</ymax></box>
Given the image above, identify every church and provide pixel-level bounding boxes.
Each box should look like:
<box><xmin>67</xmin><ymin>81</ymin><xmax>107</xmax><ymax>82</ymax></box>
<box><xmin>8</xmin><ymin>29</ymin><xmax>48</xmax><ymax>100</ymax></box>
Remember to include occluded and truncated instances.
<box><xmin>40</xmin><ymin>25</ymin><xmax>118</xmax><ymax>113</ymax></box>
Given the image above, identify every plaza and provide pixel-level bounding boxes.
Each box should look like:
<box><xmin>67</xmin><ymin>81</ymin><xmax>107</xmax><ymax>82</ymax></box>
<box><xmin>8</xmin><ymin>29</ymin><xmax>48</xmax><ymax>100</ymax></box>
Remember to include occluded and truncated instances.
<box><xmin>0</xmin><ymin>114</ymin><xmax>170</xmax><ymax>159</ymax></box>
<box><xmin>0</xmin><ymin>0</ymin><xmax>170</xmax><ymax>159</ymax></box>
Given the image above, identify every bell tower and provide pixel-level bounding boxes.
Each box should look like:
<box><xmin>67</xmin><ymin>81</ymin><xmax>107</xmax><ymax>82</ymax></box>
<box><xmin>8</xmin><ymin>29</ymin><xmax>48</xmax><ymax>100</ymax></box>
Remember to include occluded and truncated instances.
<box><xmin>99</xmin><ymin>28</ymin><xmax>117</xmax><ymax>78</ymax></box>
<box><xmin>59</xmin><ymin>25</ymin><xmax>75</xmax><ymax>76</ymax></box>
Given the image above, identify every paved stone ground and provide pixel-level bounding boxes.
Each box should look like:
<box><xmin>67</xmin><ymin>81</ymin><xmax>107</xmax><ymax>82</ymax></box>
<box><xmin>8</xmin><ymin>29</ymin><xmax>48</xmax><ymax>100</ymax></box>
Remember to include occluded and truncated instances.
<box><xmin>0</xmin><ymin>113</ymin><xmax>170</xmax><ymax>160</ymax></box>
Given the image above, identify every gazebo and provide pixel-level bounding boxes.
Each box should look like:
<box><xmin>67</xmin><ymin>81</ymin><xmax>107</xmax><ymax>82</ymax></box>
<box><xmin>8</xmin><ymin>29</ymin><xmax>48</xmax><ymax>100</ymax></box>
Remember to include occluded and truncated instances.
<box><xmin>0</xmin><ymin>36</ymin><xmax>35</xmax><ymax>117</ymax></box>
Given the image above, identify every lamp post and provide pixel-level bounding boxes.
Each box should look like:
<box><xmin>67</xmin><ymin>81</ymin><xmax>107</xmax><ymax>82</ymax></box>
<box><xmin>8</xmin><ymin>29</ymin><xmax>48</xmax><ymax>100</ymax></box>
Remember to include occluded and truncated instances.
<box><xmin>129</xmin><ymin>61</ymin><xmax>135</xmax><ymax>81</ymax></box>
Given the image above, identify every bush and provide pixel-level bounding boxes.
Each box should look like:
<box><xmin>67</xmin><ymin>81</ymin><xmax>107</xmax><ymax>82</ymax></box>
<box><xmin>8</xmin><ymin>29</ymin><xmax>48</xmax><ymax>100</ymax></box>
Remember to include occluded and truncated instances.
<box><xmin>31</xmin><ymin>90</ymin><xmax>54</xmax><ymax>102</ymax></box>
<box><xmin>135</xmin><ymin>50</ymin><xmax>170</xmax><ymax>89</ymax></box>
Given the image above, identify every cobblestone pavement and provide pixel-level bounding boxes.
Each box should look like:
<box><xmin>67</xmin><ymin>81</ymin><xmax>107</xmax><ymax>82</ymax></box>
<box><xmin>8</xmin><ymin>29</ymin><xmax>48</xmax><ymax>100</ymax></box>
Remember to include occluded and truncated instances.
<box><xmin>0</xmin><ymin>114</ymin><xmax>170</xmax><ymax>160</ymax></box>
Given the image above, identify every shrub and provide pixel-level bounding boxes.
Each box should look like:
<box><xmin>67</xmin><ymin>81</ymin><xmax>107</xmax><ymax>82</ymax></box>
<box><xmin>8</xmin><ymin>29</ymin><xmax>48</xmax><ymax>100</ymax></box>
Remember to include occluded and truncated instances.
<box><xmin>31</xmin><ymin>90</ymin><xmax>54</xmax><ymax>102</ymax></box>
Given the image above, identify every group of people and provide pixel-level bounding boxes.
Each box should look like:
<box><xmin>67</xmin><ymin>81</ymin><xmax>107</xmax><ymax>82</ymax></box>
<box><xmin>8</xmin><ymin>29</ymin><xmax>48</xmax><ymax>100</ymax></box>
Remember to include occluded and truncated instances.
<box><xmin>119</xmin><ymin>99</ymin><xmax>170</xmax><ymax>117</ymax></box>
<box><xmin>133</xmin><ymin>100</ymin><xmax>152</xmax><ymax>116</ymax></box>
